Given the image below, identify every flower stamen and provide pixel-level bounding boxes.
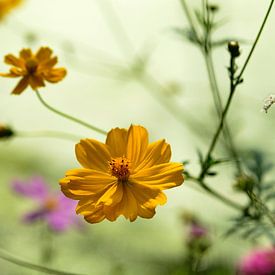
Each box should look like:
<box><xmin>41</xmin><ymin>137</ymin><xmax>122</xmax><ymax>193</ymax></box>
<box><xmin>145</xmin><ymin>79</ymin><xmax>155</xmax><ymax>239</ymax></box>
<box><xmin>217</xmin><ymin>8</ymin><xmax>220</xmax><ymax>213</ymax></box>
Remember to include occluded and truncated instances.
<box><xmin>25</xmin><ymin>58</ymin><xmax>38</xmax><ymax>74</ymax></box>
<box><xmin>109</xmin><ymin>157</ymin><xmax>130</xmax><ymax>182</ymax></box>
<box><xmin>44</xmin><ymin>197</ymin><xmax>58</xmax><ymax>211</ymax></box>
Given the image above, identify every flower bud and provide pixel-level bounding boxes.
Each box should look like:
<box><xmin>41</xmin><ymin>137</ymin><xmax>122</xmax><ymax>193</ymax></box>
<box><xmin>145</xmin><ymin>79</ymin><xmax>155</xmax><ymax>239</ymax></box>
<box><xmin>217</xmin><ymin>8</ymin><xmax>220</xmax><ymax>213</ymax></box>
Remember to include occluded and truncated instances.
<box><xmin>0</xmin><ymin>124</ymin><xmax>14</xmax><ymax>139</ymax></box>
<box><xmin>234</xmin><ymin>174</ymin><xmax>255</xmax><ymax>192</ymax></box>
<box><xmin>228</xmin><ymin>41</ymin><xmax>240</xmax><ymax>57</ymax></box>
<box><xmin>207</xmin><ymin>4</ymin><xmax>219</xmax><ymax>13</ymax></box>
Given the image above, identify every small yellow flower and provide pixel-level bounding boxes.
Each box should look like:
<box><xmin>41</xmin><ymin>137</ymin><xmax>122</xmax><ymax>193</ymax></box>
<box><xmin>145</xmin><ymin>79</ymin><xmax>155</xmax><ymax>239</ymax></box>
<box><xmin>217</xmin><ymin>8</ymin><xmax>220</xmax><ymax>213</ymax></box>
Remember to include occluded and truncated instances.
<box><xmin>60</xmin><ymin>125</ymin><xmax>184</xmax><ymax>223</ymax></box>
<box><xmin>0</xmin><ymin>0</ymin><xmax>22</xmax><ymax>20</ymax></box>
<box><xmin>0</xmin><ymin>47</ymin><xmax>67</xmax><ymax>95</ymax></box>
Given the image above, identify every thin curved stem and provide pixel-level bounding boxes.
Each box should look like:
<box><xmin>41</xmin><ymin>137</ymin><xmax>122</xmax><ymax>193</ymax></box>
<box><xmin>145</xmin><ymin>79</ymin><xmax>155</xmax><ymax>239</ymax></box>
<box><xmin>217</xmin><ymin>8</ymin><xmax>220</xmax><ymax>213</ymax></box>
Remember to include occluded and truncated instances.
<box><xmin>188</xmin><ymin>176</ymin><xmax>243</xmax><ymax>211</ymax></box>
<box><xmin>237</xmin><ymin>0</ymin><xmax>275</xmax><ymax>82</ymax></box>
<box><xmin>16</xmin><ymin>130</ymin><xmax>82</xmax><ymax>141</ymax></box>
<box><xmin>0</xmin><ymin>248</ymin><xmax>84</xmax><ymax>275</ymax></box>
<box><xmin>35</xmin><ymin>91</ymin><xmax>107</xmax><ymax>136</ymax></box>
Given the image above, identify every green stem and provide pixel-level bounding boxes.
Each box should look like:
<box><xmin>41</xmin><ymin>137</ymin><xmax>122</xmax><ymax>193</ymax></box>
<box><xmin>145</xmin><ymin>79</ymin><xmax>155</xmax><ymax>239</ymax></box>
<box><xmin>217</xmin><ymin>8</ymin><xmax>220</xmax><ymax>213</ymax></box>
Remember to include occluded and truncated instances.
<box><xmin>0</xmin><ymin>248</ymin><xmax>84</xmax><ymax>275</ymax></box>
<box><xmin>199</xmin><ymin>81</ymin><xmax>235</xmax><ymax>180</ymax></box>
<box><xmin>203</xmin><ymin>50</ymin><xmax>242</xmax><ymax>174</ymax></box>
<box><xmin>180</xmin><ymin>0</ymin><xmax>241</xmax><ymax>171</ymax></box>
<box><xmin>247</xmin><ymin>191</ymin><xmax>275</xmax><ymax>226</ymax></box>
<box><xmin>188</xmin><ymin>177</ymin><xmax>243</xmax><ymax>210</ymax></box>
<box><xmin>35</xmin><ymin>91</ymin><xmax>107</xmax><ymax>136</ymax></box>
<box><xmin>16</xmin><ymin>130</ymin><xmax>81</xmax><ymax>141</ymax></box>
<box><xmin>199</xmin><ymin>0</ymin><xmax>274</xmax><ymax>179</ymax></box>
<box><xmin>179</xmin><ymin>0</ymin><xmax>201</xmax><ymax>44</ymax></box>
<box><xmin>237</xmin><ymin>0</ymin><xmax>275</xmax><ymax>82</ymax></box>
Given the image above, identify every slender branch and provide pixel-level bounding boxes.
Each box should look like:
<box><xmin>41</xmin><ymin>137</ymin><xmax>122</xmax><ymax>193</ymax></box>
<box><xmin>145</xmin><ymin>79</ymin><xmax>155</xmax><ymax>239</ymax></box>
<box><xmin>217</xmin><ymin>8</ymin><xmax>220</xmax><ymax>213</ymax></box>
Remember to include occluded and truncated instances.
<box><xmin>180</xmin><ymin>0</ymin><xmax>240</xmax><ymax>167</ymax></box>
<box><xmin>35</xmin><ymin>91</ymin><xmax>107</xmax><ymax>136</ymax></box>
<box><xmin>16</xmin><ymin>130</ymin><xmax>81</xmax><ymax>141</ymax></box>
<box><xmin>0</xmin><ymin>248</ymin><xmax>84</xmax><ymax>275</ymax></box>
<box><xmin>188</xmin><ymin>176</ymin><xmax>243</xmax><ymax>210</ymax></box>
<box><xmin>179</xmin><ymin>0</ymin><xmax>201</xmax><ymax>43</ymax></box>
<box><xmin>199</xmin><ymin>81</ymin><xmax>235</xmax><ymax>180</ymax></box>
<box><xmin>237</xmin><ymin>0</ymin><xmax>275</xmax><ymax>82</ymax></box>
<box><xmin>199</xmin><ymin>0</ymin><xmax>274</xmax><ymax>179</ymax></box>
<box><xmin>247</xmin><ymin>191</ymin><xmax>275</xmax><ymax>226</ymax></box>
<box><xmin>203</xmin><ymin>51</ymin><xmax>242</xmax><ymax>174</ymax></box>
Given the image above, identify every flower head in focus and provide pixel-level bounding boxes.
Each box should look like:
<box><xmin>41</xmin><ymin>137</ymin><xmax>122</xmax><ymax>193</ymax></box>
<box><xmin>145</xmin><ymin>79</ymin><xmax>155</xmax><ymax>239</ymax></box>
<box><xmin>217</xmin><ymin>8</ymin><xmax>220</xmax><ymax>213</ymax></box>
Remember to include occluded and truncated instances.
<box><xmin>0</xmin><ymin>0</ymin><xmax>22</xmax><ymax>20</ymax></box>
<box><xmin>60</xmin><ymin>125</ymin><xmax>184</xmax><ymax>224</ymax></box>
<box><xmin>0</xmin><ymin>47</ymin><xmax>67</xmax><ymax>95</ymax></box>
<box><xmin>12</xmin><ymin>177</ymin><xmax>79</xmax><ymax>232</ymax></box>
<box><xmin>239</xmin><ymin>248</ymin><xmax>275</xmax><ymax>275</ymax></box>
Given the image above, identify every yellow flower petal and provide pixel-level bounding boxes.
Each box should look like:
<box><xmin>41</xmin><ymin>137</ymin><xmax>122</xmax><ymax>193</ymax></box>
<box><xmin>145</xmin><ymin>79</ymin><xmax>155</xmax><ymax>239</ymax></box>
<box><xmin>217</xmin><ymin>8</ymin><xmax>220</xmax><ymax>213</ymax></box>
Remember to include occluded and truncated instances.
<box><xmin>11</xmin><ymin>76</ymin><xmax>29</xmax><ymax>95</ymax></box>
<box><xmin>105</xmin><ymin>185</ymin><xmax>138</xmax><ymax>222</ymax></box>
<box><xmin>35</xmin><ymin>47</ymin><xmax>52</xmax><ymax>62</ymax></box>
<box><xmin>76</xmin><ymin>139</ymin><xmax>111</xmax><ymax>172</ymax></box>
<box><xmin>96</xmin><ymin>182</ymin><xmax>123</xmax><ymax>206</ymax></box>
<box><xmin>4</xmin><ymin>54</ymin><xmax>24</xmax><ymax>68</ymax></box>
<box><xmin>43</xmin><ymin>68</ymin><xmax>67</xmax><ymax>83</ymax></box>
<box><xmin>135</xmin><ymin>139</ymin><xmax>171</xmax><ymax>171</ymax></box>
<box><xmin>126</xmin><ymin>125</ymin><xmax>148</xmax><ymax>169</ymax></box>
<box><xmin>106</xmin><ymin>127</ymin><xmax>128</xmax><ymax>157</ymax></box>
<box><xmin>128</xmin><ymin>183</ymin><xmax>167</xmax><ymax>208</ymax></box>
<box><xmin>84</xmin><ymin>204</ymin><xmax>106</xmax><ymax>224</ymax></box>
<box><xmin>131</xmin><ymin>162</ymin><xmax>184</xmax><ymax>190</ymax></box>
<box><xmin>29</xmin><ymin>75</ymin><xmax>45</xmax><ymax>90</ymax></box>
<box><xmin>61</xmin><ymin>168</ymin><xmax>116</xmax><ymax>197</ymax></box>
<box><xmin>19</xmin><ymin>48</ymin><xmax>33</xmax><ymax>60</ymax></box>
<box><xmin>39</xmin><ymin>57</ymin><xmax>58</xmax><ymax>69</ymax></box>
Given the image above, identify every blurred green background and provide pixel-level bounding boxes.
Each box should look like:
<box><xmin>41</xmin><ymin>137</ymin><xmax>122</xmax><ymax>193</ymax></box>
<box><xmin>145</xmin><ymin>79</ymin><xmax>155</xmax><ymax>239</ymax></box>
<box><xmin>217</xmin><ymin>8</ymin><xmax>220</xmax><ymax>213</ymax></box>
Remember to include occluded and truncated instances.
<box><xmin>0</xmin><ymin>0</ymin><xmax>274</xmax><ymax>274</ymax></box>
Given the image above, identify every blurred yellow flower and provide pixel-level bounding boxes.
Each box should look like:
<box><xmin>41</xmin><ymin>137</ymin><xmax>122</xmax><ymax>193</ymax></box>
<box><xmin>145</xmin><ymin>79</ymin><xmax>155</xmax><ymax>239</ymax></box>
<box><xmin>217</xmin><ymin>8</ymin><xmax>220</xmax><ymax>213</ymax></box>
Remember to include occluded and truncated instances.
<box><xmin>60</xmin><ymin>125</ymin><xmax>184</xmax><ymax>223</ymax></box>
<box><xmin>0</xmin><ymin>47</ymin><xmax>67</xmax><ymax>95</ymax></box>
<box><xmin>0</xmin><ymin>0</ymin><xmax>22</xmax><ymax>20</ymax></box>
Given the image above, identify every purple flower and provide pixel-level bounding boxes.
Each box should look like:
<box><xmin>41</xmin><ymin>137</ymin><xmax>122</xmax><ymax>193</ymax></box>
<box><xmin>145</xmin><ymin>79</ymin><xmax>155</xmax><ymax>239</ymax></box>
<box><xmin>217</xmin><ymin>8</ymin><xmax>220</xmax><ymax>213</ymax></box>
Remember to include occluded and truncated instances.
<box><xmin>12</xmin><ymin>176</ymin><xmax>80</xmax><ymax>232</ymax></box>
<box><xmin>189</xmin><ymin>223</ymin><xmax>208</xmax><ymax>238</ymax></box>
<box><xmin>239</xmin><ymin>247</ymin><xmax>275</xmax><ymax>275</ymax></box>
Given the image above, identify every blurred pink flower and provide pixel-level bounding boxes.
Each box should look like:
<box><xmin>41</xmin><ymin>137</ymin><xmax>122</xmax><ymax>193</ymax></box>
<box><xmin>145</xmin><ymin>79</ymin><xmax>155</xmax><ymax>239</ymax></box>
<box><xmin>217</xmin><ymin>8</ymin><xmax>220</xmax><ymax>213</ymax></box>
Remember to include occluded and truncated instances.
<box><xmin>12</xmin><ymin>176</ymin><xmax>80</xmax><ymax>232</ymax></box>
<box><xmin>239</xmin><ymin>247</ymin><xmax>275</xmax><ymax>275</ymax></box>
<box><xmin>189</xmin><ymin>223</ymin><xmax>208</xmax><ymax>238</ymax></box>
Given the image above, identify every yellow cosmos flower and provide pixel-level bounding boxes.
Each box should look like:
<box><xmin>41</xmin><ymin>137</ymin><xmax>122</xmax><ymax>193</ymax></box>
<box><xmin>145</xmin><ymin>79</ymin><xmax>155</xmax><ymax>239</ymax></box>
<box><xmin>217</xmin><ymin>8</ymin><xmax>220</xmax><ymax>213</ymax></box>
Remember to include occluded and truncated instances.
<box><xmin>0</xmin><ymin>47</ymin><xmax>67</xmax><ymax>95</ymax></box>
<box><xmin>0</xmin><ymin>0</ymin><xmax>22</xmax><ymax>20</ymax></box>
<box><xmin>60</xmin><ymin>125</ymin><xmax>184</xmax><ymax>223</ymax></box>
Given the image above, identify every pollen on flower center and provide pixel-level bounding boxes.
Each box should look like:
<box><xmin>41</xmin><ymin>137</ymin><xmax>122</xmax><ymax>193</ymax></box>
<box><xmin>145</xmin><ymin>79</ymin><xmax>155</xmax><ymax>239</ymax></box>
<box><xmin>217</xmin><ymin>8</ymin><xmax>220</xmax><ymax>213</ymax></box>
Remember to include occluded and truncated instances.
<box><xmin>109</xmin><ymin>157</ymin><xmax>130</xmax><ymax>182</ymax></box>
<box><xmin>44</xmin><ymin>197</ymin><xmax>58</xmax><ymax>211</ymax></box>
<box><xmin>25</xmin><ymin>58</ymin><xmax>38</xmax><ymax>74</ymax></box>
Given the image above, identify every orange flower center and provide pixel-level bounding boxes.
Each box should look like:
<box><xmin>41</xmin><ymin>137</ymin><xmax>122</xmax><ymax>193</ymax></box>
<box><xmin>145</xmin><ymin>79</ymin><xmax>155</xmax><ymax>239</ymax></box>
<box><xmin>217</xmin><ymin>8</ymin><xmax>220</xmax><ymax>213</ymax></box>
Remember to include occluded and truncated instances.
<box><xmin>25</xmin><ymin>58</ymin><xmax>38</xmax><ymax>74</ymax></box>
<box><xmin>44</xmin><ymin>197</ymin><xmax>58</xmax><ymax>211</ymax></box>
<box><xmin>109</xmin><ymin>157</ymin><xmax>130</xmax><ymax>182</ymax></box>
